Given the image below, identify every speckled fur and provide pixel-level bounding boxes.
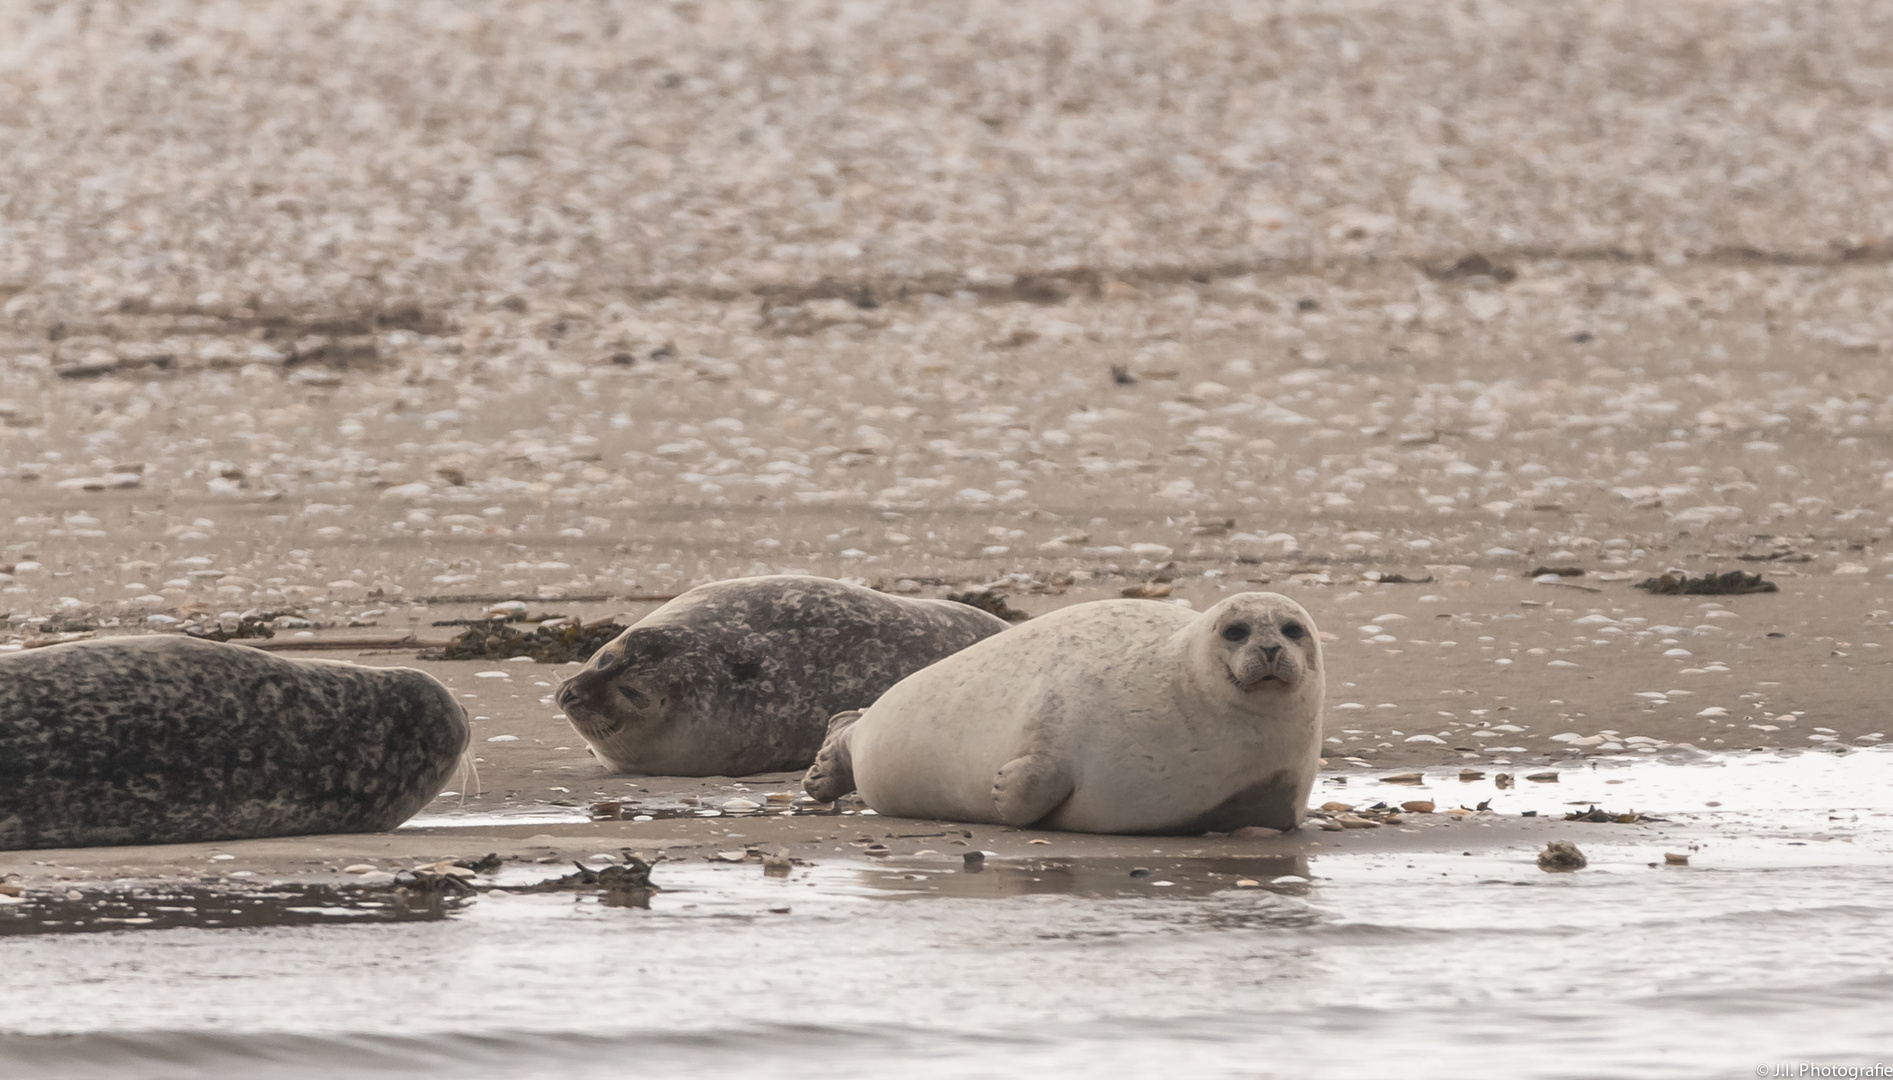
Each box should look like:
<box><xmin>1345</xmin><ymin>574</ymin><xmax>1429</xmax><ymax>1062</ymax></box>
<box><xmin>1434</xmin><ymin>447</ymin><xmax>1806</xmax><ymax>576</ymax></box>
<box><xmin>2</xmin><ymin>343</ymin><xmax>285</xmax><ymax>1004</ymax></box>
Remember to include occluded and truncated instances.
<box><xmin>814</xmin><ymin>593</ymin><xmax>1326</xmax><ymax>835</ymax></box>
<box><xmin>557</xmin><ymin>575</ymin><xmax>1011</xmax><ymax>776</ymax></box>
<box><xmin>0</xmin><ymin>637</ymin><xmax>468</xmax><ymax>851</ymax></box>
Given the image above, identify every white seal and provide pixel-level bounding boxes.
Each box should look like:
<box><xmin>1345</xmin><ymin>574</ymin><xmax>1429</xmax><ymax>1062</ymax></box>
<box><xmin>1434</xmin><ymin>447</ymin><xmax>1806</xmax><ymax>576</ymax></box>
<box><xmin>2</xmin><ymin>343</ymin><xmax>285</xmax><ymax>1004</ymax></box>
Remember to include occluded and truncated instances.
<box><xmin>803</xmin><ymin>592</ymin><xmax>1325</xmax><ymax>834</ymax></box>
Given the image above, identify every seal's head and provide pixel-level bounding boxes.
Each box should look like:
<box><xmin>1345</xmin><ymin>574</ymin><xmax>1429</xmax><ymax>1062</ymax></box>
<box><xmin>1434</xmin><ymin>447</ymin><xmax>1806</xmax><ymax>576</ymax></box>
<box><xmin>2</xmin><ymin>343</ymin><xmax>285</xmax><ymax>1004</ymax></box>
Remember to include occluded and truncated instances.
<box><xmin>1194</xmin><ymin>592</ymin><xmax>1322</xmax><ymax>697</ymax></box>
<box><xmin>555</xmin><ymin>624</ymin><xmax>708</xmax><ymax>773</ymax></box>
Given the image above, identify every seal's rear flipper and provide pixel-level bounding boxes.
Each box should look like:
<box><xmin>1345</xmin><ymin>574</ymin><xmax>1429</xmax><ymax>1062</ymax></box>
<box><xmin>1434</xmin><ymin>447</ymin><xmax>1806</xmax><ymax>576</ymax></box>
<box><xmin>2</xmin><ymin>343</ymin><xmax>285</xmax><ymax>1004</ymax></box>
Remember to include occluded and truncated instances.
<box><xmin>802</xmin><ymin>710</ymin><xmax>862</xmax><ymax>803</ymax></box>
<box><xmin>992</xmin><ymin>753</ymin><xmax>1074</xmax><ymax>828</ymax></box>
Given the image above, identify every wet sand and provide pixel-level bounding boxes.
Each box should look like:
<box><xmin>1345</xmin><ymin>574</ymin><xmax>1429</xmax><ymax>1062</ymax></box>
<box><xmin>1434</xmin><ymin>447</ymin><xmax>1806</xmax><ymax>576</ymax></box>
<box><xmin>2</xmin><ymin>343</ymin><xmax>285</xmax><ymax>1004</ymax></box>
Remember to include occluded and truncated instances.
<box><xmin>5</xmin><ymin>750</ymin><xmax>1890</xmax><ymax>1080</ymax></box>
<box><xmin>0</xmin><ymin>746</ymin><xmax>1875</xmax><ymax>892</ymax></box>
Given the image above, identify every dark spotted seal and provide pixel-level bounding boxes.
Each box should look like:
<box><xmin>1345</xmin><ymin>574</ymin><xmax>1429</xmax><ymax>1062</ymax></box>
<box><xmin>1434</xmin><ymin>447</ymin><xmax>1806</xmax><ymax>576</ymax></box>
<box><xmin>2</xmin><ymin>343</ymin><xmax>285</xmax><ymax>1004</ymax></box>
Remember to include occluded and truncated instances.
<box><xmin>804</xmin><ymin>592</ymin><xmax>1325</xmax><ymax>834</ymax></box>
<box><xmin>556</xmin><ymin>575</ymin><xmax>1011</xmax><ymax>776</ymax></box>
<box><xmin>0</xmin><ymin>636</ymin><xmax>468</xmax><ymax>851</ymax></box>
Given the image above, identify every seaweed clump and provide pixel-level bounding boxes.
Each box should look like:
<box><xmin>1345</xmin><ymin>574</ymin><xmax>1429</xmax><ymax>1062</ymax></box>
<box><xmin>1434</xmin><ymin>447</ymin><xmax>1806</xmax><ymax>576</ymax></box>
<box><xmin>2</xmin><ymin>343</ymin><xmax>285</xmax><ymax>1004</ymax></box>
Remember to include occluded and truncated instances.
<box><xmin>946</xmin><ymin>589</ymin><xmax>1030</xmax><ymax>622</ymax></box>
<box><xmin>186</xmin><ymin>615</ymin><xmax>277</xmax><ymax>641</ymax></box>
<box><xmin>1562</xmin><ymin>805</ymin><xmax>1645</xmax><ymax>824</ymax></box>
<box><xmin>514</xmin><ymin>854</ymin><xmax>659</xmax><ymax>908</ymax></box>
<box><xmin>421</xmin><ymin>617</ymin><xmax>625</xmax><ymax>663</ymax></box>
<box><xmin>1634</xmin><ymin>570</ymin><xmax>1778</xmax><ymax>596</ymax></box>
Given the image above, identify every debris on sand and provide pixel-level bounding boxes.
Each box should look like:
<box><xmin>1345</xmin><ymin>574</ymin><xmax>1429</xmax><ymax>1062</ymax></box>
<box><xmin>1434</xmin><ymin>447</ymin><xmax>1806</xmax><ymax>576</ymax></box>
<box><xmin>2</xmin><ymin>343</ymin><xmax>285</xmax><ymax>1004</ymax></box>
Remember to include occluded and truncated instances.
<box><xmin>186</xmin><ymin>615</ymin><xmax>277</xmax><ymax>642</ymax></box>
<box><xmin>946</xmin><ymin>589</ymin><xmax>1030</xmax><ymax>622</ymax></box>
<box><xmin>514</xmin><ymin>854</ymin><xmax>658</xmax><ymax>898</ymax></box>
<box><xmin>1120</xmin><ymin>581</ymin><xmax>1173</xmax><ymax>599</ymax></box>
<box><xmin>1305</xmin><ymin>802</ymin><xmax>1416</xmax><ymax>828</ymax></box>
<box><xmin>1563</xmin><ymin>806</ymin><xmax>1645</xmax><ymax>824</ymax></box>
<box><xmin>1425</xmin><ymin>253</ymin><xmax>1518</xmax><ymax>283</ymax></box>
<box><xmin>1361</xmin><ymin>571</ymin><xmax>1434</xmax><ymax>584</ymax></box>
<box><xmin>459</xmin><ymin>853</ymin><xmax>504</xmax><ymax>873</ymax></box>
<box><xmin>1537</xmin><ymin>841</ymin><xmax>1587</xmax><ymax>871</ymax></box>
<box><xmin>421</xmin><ymin>616</ymin><xmax>626</xmax><ymax>663</ymax></box>
<box><xmin>390</xmin><ymin>867</ymin><xmax>478</xmax><ymax>898</ymax></box>
<box><xmin>1529</xmin><ymin>566</ymin><xmax>1585</xmax><ymax>578</ymax></box>
<box><xmin>1634</xmin><ymin>570</ymin><xmax>1779</xmax><ymax>596</ymax></box>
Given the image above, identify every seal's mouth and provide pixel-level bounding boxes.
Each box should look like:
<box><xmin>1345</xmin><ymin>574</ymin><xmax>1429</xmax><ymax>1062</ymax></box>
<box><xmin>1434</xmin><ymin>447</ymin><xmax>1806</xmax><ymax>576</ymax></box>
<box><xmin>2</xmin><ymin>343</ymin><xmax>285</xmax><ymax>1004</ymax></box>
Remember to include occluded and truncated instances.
<box><xmin>555</xmin><ymin>682</ymin><xmax>625</xmax><ymax>740</ymax></box>
<box><xmin>572</xmin><ymin>712</ymin><xmax>625</xmax><ymax>739</ymax></box>
<box><xmin>1227</xmin><ymin>668</ymin><xmax>1290</xmax><ymax>692</ymax></box>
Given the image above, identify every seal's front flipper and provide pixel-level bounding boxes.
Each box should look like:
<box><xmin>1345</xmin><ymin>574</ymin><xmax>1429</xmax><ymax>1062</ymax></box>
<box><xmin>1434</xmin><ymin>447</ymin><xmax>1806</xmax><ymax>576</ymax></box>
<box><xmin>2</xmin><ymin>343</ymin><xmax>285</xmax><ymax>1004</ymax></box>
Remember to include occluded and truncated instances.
<box><xmin>802</xmin><ymin>710</ymin><xmax>862</xmax><ymax>803</ymax></box>
<box><xmin>992</xmin><ymin>753</ymin><xmax>1074</xmax><ymax>828</ymax></box>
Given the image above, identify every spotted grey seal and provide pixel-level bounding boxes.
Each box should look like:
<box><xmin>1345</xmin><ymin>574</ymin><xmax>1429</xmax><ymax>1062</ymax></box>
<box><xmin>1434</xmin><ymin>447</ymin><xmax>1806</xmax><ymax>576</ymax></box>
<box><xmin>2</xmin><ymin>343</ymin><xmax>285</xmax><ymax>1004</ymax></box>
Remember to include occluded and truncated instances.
<box><xmin>803</xmin><ymin>592</ymin><xmax>1324</xmax><ymax>834</ymax></box>
<box><xmin>0</xmin><ymin>636</ymin><xmax>468</xmax><ymax>850</ymax></box>
<box><xmin>556</xmin><ymin>575</ymin><xmax>1011</xmax><ymax>776</ymax></box>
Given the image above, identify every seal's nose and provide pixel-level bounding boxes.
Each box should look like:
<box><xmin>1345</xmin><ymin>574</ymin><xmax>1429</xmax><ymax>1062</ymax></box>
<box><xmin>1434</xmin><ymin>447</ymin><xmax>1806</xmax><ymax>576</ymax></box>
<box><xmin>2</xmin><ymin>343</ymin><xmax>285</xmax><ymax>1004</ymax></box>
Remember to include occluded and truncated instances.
<box><xmin>555</xmin><ymin>673</ymin><xmax>590</xmax><ymax>714</ymax></box>
<box><xmin>1260</xmin><ymin>645</ymin><xmax>1283</xmax><ymax>663</ymax></box>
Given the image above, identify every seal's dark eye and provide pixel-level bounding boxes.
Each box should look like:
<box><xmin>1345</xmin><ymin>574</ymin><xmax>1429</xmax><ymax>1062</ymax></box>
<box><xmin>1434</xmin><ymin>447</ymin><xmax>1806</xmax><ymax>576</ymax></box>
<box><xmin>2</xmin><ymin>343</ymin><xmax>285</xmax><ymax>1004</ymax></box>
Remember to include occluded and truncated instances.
<box><xmin>1281</xmin><ymin>622</ymin><xmax>1306</xmax><ymax>640</ymax></box>
<box><xmin>1221</xmin><ymin>623</ymin><xmax>1250</xmax><ymax>642</ymax></box>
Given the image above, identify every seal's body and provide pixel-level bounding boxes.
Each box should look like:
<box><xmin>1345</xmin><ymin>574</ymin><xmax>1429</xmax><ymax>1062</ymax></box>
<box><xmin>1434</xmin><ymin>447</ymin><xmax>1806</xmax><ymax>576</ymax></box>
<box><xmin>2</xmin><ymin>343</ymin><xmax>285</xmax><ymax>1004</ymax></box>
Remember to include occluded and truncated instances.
<box><xmin>0</xmin><ymin>637</ymin><xmax>468</xmax><ymax>850</ymax></box>
<box><xmin>557</xmin><ymin>575</ymin><xmax>1010</xmax><ymax>776</ymax></box>
<box><xmin>804</xmin><ymin>593</ymin><xmax>1325</xmax><ymax>835</ymax></box>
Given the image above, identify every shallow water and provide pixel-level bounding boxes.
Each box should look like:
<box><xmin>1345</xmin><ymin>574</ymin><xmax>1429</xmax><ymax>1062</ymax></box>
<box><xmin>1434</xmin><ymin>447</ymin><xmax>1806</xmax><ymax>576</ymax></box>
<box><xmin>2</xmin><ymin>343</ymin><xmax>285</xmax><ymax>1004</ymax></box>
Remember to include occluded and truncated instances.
<box><xmin>4</xmin><ymin>751</ymin><xmax>1890</xmax><ymax>1079</ymax></box>
<box><xmin>0</xmin><ymin>883</ymin><xmax>470</xmax><ymax>936</ymax></box>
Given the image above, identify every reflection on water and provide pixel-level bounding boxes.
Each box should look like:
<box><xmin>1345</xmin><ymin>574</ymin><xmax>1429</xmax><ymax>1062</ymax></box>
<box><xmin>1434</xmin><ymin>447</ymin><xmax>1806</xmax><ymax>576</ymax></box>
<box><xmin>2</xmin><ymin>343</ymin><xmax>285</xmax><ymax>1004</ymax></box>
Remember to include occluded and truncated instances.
<box><xmin>3</xmin><ymin>750</ymin><xmax>1890</xmax><ymax>1080</ymax></box>
<box><xmin>0</xmin><ymin>882</ymin><xmax>468</xmax><ymax>936</ymax></box>
<box><xmin>403</xmin><ymin>800</ymin><xmax>855</xmax><ymax>829</ymax></box>
<box><xmin>859</xmin><ymin>854</ymin><xmax>1311</xmax><ymax>900</ymax></box>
